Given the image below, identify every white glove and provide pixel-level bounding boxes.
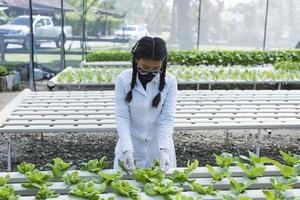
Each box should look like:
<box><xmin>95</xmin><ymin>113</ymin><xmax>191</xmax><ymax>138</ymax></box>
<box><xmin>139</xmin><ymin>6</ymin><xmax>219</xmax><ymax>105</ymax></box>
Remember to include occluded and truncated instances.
<box><xmin>123</xmin><ymin>150</ymin><xmax>135</xmax><ymax>171</ymax></box>
<box><xmin>160</xmin><ymin>148</ymin><xmax>170</xmax><ymax>172</ymax></box>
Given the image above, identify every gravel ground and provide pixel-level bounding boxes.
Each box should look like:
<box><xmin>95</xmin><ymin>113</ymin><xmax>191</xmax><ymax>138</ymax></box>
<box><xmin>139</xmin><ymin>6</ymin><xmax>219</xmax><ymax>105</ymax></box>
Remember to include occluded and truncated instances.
<box><xmin>0</xmin><ymin>129</ymin><xmax>299</xmax><ymax>171</ymax></box>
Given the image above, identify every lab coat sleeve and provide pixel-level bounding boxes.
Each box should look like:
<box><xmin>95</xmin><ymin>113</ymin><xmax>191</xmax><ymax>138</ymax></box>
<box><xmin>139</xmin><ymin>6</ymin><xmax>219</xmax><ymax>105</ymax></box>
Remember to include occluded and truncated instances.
<box><xmin>115</xmin><ymin>75</ymin><xmax>134</xmax><ymax>153</ymax></box>
<box><xmin>158</xmin><ymin>76</ymin><xmax>177</xmax><ymax>149</ymax></box>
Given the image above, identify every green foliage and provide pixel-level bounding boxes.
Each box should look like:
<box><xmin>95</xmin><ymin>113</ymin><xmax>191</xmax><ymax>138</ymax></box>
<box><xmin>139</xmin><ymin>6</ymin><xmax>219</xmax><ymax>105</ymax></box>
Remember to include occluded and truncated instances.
<box><xmin>206</xmin><ymin>164</ymin><xmax>229</xmax><ymax>181</ymax></box>
<box><xmin>45</xmin><ymin>158</ymin><xmax>72</xmax><ymax>178</ymax></box>
<box><xmin>35</xmin><ymin>185</ymin><xmax>59</xmax><ymax>200</ymax></box>
<box><xmin>239</xmin><ymin>151</ymin><xmax>269</xmax><ymax>166</ymax></box>
<box><xmin>111</xmin><ymin>180</ymin><xmax>141</xmax><ymax>200</ymax></box>
<box><xmin>96</xmin><ymin>171</ymin><xmax>122</xmax><ymax>185</ymax></box>
<box><xmin>17</xmin><ymin>162</ymin><xmax>36</xmax><ymax>174</ymax></box>
<box><xmin>265</xmin><ymin>158</ymin><xmax>298</xmax><ymax>179</ymax></box>
<box><xmin>229</xmin><ymin>177</ymin><xmax>255</xmax><ymax>195</ymax></box>
<box><xmin>86</xmin><ymin>49</ymin><xmax>300</xmax><ymax>66</ymax></box>
<box><xmin>188</xmin><ymin>181</ymin><xmax>216</xmax><ymax>196</ymax></box>
<box><xmin>81</xmin><ymin>156</ymin><xmax>109</xmax><ymax>173</ymax></box>
<box><xmin>279</xmin><ymin>151</ymin><xmax>300</xmax><ymax>167</ymax></box>
<box><xmin>215</xmin><ymin>153</ymin><xmax>236</xmax><ymax>168</ymax></box>
<box><xmin>144</xmin><ymin>179</ymin><xmax>182</xmax><ymax>199</ymax></box>
<box><xmin>238</xmin><ymin>163</ymin><xmax>265</xmax><ymax>180</ymax></box>
<box><xmin>270</xmin><ymin>177</ymin><xmax>298</xmax><ymax>191</ymax></box>
<box><xmin>0</xmin><ymin>175</ymin><xmax>10</xmax><ymax>186</ymax></box>
<box><xmin>69</xmin><ymin>180</ymin><xmax>107</xmax><ymax>200</ymax></box>
<box><xmin>274</xmin><ymin>61</ymin><xmax>300</xmax><ymax>71</ymax></box>
<box><xmin>21</xmin><ymin>169</ymin><xmax>52</xmax><ymax>188</ymax></box>
<box><xmin>133</xmin><ymin>167</ymin><xmax>165</xmax><ymax>183</ymax></box>
<box><xmin>0</xmin><ymin>185</ymin><xmax>19</xmax><ymax>200</ymax></box>
<box><xmin>63</xmin><ymin>171</ymin><xmax>82</xmax><ymax>186</ymax></box>
<box><xmin>0</xmin><ymin>65</ymin><xmax>8</xmax><ymax>76</ymax></box>
<box><xmin>168</xmin><ymin>160</ymin><xmax>199</xmax><ymax>183</ymax></box>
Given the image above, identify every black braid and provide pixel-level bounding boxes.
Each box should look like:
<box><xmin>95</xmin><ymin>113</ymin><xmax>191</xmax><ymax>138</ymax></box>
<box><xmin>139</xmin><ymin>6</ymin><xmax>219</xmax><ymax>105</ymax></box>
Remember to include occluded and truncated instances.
<box><xmin>125</xmin><ymin>57</ymin><xmax>138</xmax><ymax>103</ymax></box>
<box><xmin>152</xmin><ymin>59</ymin><xmax>167</xmax><ymax>107</ymax></box>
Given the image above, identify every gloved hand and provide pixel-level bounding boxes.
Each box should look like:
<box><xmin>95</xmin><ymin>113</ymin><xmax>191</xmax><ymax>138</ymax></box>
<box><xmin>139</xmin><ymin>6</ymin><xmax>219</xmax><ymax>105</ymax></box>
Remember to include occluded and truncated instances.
<box><xmin>123</xmin><ymin>150</ymin><xmax>135</xmax><ymax>171</ymax></box>
<box><xmin>160</xmin><ymin>148</ymin><xmax>170</xmax><ymax>172</ymax></box>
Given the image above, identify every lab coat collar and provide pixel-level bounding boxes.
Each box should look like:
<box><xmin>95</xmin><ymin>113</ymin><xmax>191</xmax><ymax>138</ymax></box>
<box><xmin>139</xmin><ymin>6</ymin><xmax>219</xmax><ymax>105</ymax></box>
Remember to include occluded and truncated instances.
<box><xmin>134</xmin><ymin>73</ymin><xmax>160</xmax><ymax>97</ymax></box>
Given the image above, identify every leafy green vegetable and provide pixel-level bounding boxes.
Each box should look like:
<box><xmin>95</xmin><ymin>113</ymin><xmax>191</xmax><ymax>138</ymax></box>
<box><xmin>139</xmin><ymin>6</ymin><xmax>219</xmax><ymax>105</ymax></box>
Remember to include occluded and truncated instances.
<box><xmin>265</xmin><ymin>159</ymin><xmax>297</xmax><ymax>179</ymax></box>
<box><xmin>280</xmin><ymin>151</ymin><xmax>300</xmax><ymax>167</ymax></box>
<box><xmin>188</xmin><ymin>180</ymin><xmax>216</xmax><ymax>195</ymax></box>
<box><xmin>217</xmin><ymin>193</ymin><xmax>253</xmax><ymax>200</ymax></box>
<box><xmin>174</xmin><ymin>193</ymin><xmax>203</xmax><ymax>200</ymax></box>
<box><xmin>238</xmin><ymin>163</ymin><xmax>265</xmax><ymax>180</ymax></box>
<box><xmin>22</xmin><ymin>169</ymin><xmax>52</xmax><ymax>188</ymax></box>
<box><xmin>0</xmin><ymin>185</ymin><xmax>19</xmax><ymax>200</ymax></box>
<box><xmin>69</xmin><ymin>180</ymin><xmax>107</xmax><ymax>200</ymax></box>
<box><xmin>239</xmin><ymin>151</ymin><xmax>269</xmax><ymax>165</ymax></box>
<box><xmin>270</xmin><ymin>177</ymin><xmax>298</xmax><ymax>191</ymax></box>
<box><xmin>81</xmin><ymin>156</ymin><xmax>109</xmax><ymax>173</ymax></box>
<box><xmin>229</xmin><ymin>177</ymin><xmax>255</xmax><ymax>195</ymax></box>
<box><xmin>262</xmin><ymin>190</ymin><xmax>296</xmax><ymax>200</ymax></box>
<box><xmin>206</xmin><ymin>164</ymin><xmax>229</xmax><ymax>181</ymax></box>
<box><xmin>111</xmin><ymin>180</ymin><xmax>141</xmax><ymax>200</ymax></box>
<box><xmin>96</xmin><ymin>171</ymin><xmax>121</xmax><ymax>185</ymax></box>
<box><xmin>215</xmin><ymin>153</ymin><xmax>236</xmax><ymax>168</ymax></box>
<box><xmin>132</xmin><ymin>160</ymin><xmax>165</xmax><ymax>183</ymax></box>
<box><xmin>144</xmin><ymin>179</ymin><xmax>182</xmax><ymax>200</ymax></box>
<box><xmin>63</xmin><ymin>171</ymin><xmax>81</xmax><ymax>186</ymax></box>
<box><xmin>0</xmin><ymin>175</ymin><xmax>10</xmax><ymax>186</ymax></box>
<box><xmin>45</xmin><ymin>158</ymin><xmax>72</xmax><ymax>178</ymax></box>
<box><xmin>169</xmin><ymin>160</ymin><xmax>199</xmax><ymax>183</ymax></box>
<box><xmin>35</xmin><ymin>185</ymin><xmax>59</xmax><ymax>200</ymax></box>
<box><xmin>17</xmin><ymin>162</ymin><xmax>35</xmax><ymax>174</ymax></box>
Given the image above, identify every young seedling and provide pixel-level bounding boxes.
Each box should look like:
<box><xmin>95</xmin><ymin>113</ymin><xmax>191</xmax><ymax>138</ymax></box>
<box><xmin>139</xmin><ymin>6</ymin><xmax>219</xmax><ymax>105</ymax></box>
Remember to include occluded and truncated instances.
<box><xmin>169</xmin><ymin>160</ymin><xmax>199</xmax><ymax>183</ymax></box>
<box><xmin>144</xmin><ymin>178</ymin><xmax>183</xmax><ymax>199</ymax></box>
<box><xmin>97</xmin><ymin>171</ymin><xmax>122</xmax><ymax>185</ymax></box>
<box><xmin>217</xmin><ymin>193</ymin><xmax>252</xmax><ymax>200</ymax></box>
<box><xmin>22</xmin><ymin>169</ymin><xmax>52</xmax><ymax>188</ymax></box>
<box><xmin>69</xmin><ymin>180</ymin><xmax>107</xmax><ymax>200</ymax></box>
<box><xmin>215</xmin><ymin>153</ymin><xmax>236</xmax><ymax>168</ymax></box>
<box><xmin>206</xmin><ymin>164</ymin><xmax>229</xmax><ymax>181</ymax></box>
<box><xmin>63</xmin><ymin>171</ymin><xmax>82</xmax><ymax>186</ymax></box>
<box><xmin>265</xmin><ymin>159</ymin><xmax>297</xmax><ymax>179</ymax></box>
<box><xmin>174</xmin><ymin>193</ymin><xmax>203</xmax><ymax>200</ymax></box>
<box><xmin>111</xmin><ymin>180</ymin><xmax>141</xmax><ymax>200</ymax></box>
<box><xmin>0</xmin><ymin>185</ymin><xmax>19</xmax><ymax>200</ymax></box>
<box><xmin>239</xmin><ymin>151</ymin><xmax>269</xmax><ymax>165</ymax></box>
<box><xmin>270</xmin><ymin>177</ymin><xmax>298</xmax><ymax>191</ymax></box>
<box><xmin>188</xmin><ymin>180</ymin><xmax>216</xmax><ymax>196</ymax></box>
<box><xmin>280</xmin><ymin>151</ymin><xmax>300</xmax><ymax>167</ymax></box>
<box><xmin>229</xmin><ymin>177</ymin><xmax>255</xmax><ymax>195</ymax></box>
<box><xmin>0</xmin><ymin>175</ymin><xmax>10</xmax><ymax>186</ymax></box>
<box><xmin>17</xmin><ymin>162</ymin><xmax>35</xmax><ymax>174</ymax></box>
<box><xmin>35</xmin><ymin>185</ymin><xmax>59</xmax><ymax>200</ymax></box>
<box><xmin>262</xmin><ymin>190</ymin><xmax>296</xmax><ymax>200</ymax></box>
<box><xmin>45</xmin><ymin>158</ymin><xmax>72</xmax><ymax>178</ymax></box>
<box><xmin>237</xmin><ymin>163</ymin><xmax>265</xmax><ymax>180</ymax></box>
<box><xmin>81</xmin><ymin>156</ymin><xmax>109</xmax><ymax>173</ymax></box>
<box><xmin>132</xmin><ymin>160</ymin><xmax>165</xmax><ymax>183</ymax></box>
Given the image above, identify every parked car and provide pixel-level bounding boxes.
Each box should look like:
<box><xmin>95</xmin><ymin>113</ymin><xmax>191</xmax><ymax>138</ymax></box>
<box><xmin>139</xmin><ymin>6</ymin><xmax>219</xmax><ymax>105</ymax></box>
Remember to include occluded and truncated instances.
<box><xmin>0</xmin><ymin>15</ymin><xmax>73</xmax><ymax>49</ymax></box>
<box><xmin>113</xmin><ymin>25</ymin><xmax>149</xmax><ymax>41</ymax></box>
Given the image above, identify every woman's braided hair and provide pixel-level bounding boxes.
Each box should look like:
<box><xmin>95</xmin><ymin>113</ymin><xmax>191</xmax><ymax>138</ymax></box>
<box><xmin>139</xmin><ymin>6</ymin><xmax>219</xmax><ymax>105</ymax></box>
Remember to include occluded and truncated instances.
<box><xmin>125</xmin><ymin>36</ymin><xmax>168</xmax><ymax>108</ymax></box>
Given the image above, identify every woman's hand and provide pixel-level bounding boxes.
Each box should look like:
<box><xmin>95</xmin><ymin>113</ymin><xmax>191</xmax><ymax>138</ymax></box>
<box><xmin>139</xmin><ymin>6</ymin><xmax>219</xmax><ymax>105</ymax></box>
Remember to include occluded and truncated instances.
<box><xmin>123</xmin><ymin>150</ymin><xmax>135</xmax><ymax>171</ymax></box>
<box><xmin>160</xmin><ymin>148</ymin><xmax>170</xmax><ymax>172</ymax></box>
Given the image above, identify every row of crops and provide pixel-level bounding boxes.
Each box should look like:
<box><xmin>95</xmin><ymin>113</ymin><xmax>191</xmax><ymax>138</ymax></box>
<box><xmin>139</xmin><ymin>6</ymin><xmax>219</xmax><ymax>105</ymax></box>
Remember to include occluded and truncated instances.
<box><xmin>1</xmin><ymin>151</ymin><xmax>300</xmax><ymax>200</ymax></box>
<box><xmin>54</xmin><ymin>65</ymin><xmax>300</xmax><ymax>84</ymax></box>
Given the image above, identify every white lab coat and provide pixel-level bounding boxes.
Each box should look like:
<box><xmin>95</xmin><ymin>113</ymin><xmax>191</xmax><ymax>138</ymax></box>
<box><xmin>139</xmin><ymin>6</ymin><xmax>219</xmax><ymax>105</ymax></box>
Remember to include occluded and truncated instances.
<box><xmin>113</xmin><ymin>69</ymin><xmax>177</xmax><ymax>169</ymax></box>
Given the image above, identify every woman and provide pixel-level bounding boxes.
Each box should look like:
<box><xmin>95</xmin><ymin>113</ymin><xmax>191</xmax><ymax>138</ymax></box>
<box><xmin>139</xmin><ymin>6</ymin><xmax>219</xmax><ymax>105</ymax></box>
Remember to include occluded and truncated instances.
<box><xmin>113</xmin><ymin>36</ymin><xmax>177</xmax><ymax>171</ymax></box>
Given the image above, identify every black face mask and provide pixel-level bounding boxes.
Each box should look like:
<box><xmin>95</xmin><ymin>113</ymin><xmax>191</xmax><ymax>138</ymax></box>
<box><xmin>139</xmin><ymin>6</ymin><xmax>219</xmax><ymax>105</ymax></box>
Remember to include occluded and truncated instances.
<box><xmin>138</xmin><ymin>71</ymin><xmax>155</xmax><ymax>82</ymax></box>
<box><xmin>138</xmin><ymin>71</ymin><xmax>155</xmax><ymax>90</ymax></box>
